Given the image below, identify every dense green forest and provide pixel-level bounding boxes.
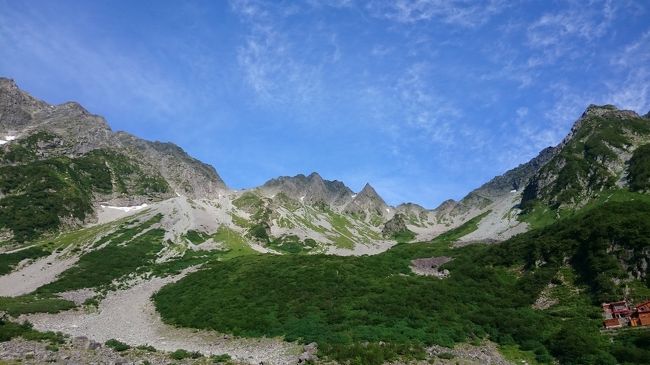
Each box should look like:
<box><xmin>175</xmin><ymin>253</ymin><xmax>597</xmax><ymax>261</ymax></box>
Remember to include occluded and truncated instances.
<box><xmin>155</xmin><ymin>200</ymin><xmax>650</xmax><ymax>365</ymax></box>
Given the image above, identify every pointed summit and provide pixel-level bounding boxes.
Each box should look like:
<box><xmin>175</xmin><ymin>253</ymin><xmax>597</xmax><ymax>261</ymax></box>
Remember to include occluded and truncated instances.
<box><xmin>307</xmin><ymin>171</ymin><xmax>323</xmax><ymax>180</ymax></box>
<box><xmin>521</xmin><ymin>103</ymin><xmax>650</xmax><ymax>210</ymax></box>
<box><xmin>260</xmin><ymin>172</ymin><xmax>353</xmax><ymax>206</ymax></box>
<box><xmin>344</xmin><ymin>183</ymin><xmax>389</xmax><ymax>218</ymax></box>
<box><xmin>357</xmin><ymin>183</ymin><xmax>382</xmax><ymax>200</ymax></box>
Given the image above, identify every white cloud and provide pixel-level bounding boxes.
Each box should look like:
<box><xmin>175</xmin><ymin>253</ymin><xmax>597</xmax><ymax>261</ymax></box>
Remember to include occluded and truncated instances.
<box><xmin>525</xmin><ymin>0</ymin><xmax>619</xmax><ymax>65</ymax></box>
<box><xmin>608</xmin><ymin>72</ymin><xmax>649</xmax><ymax>113</ymax></box>
<box><xmin>606</xmin><ymin>30</ymin><xmax>650</xmax><ymax>113</ymax></box>
<box><xmin>231</xmin><ymin>0</ymin><xmax>323</xmax><ymax>104</ymax></box>
<box><xmin>394</xmin><ymin>63</ymin><xmax>460</xmax><ymax>143</ymax></box>
<box><xmin>367</xmin><ymin>0</ymin><xmax>508</xmax><ymax>27</ymax></box>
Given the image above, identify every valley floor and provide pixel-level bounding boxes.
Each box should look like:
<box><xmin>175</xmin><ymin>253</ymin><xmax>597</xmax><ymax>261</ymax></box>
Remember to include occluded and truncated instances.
<box><xmin>21</xmin><ymin>271</ymin><xmax>303</xmax><ymax>365</ymax></box>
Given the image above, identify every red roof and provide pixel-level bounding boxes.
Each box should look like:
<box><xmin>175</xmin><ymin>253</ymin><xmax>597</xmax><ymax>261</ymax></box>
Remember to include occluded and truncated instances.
<box><xmin>636</xmin><ymin>300</ymin><xmax>650</xmax><ymax>313</ymax></box>
<box><xmin>604</xmin><ymin>318</ymin><xmax>622</xmax><ymax>328</ymax></box>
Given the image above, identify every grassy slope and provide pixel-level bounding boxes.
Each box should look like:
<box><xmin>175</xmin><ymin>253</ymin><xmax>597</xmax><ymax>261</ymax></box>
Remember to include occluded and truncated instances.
<box><xmin>0</xmin><ymin>246</ymin><xmax>48</xmax><ymax>275</ymax></box>
<box><xmin>154</xmin><ymin>201</ymin><xmax>650</xmax><ymax>365</ymax></box>
<box><xmin>434</xmin><ymin>210</ymin><xmax>490</xmax><ymax>244</ymax></box>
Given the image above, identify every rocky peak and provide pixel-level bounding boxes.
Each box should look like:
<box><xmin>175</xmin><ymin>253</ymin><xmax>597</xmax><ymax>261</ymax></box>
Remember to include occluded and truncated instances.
<box><xmin>357</xmin><ymin>183</ymin><xmax>381</xmax><ymax>200</ymax></box>
<box><xmin>396</xmin><ymin>202</ymin><xmax>427</xmax><ymax>213</ymax></box>
<box><xmin>434</xmin><ymin>199</ymin><xmax>457</xmax><ymax>212</ymax></box>
<box><xmin>0</xmin><ymin>78</ymin><xmax>50</xmax><ymax>132</ymax></box>
<box><xmin>521</xmin><ymin>103</ymin><xmax>650</xmax><ymax>210</ymax></box>
<box><xmin>468</xmin><ymin>145</ymin><xmax>558</xmax><ymax>200</ymax></box>
<box><xmin>0</xmin><ymin>77</ymin><xmax>227</xmax><ymax>198</ymax></box>
<box><xmin>563</xmin><ymin>104</ymin><xmax>641</xmax><ymax>146</ymax></box>
<box><xmin>344</xmin><ymin>183</ymin><xmax>389</xmax><ymax>218</ymax></box>
<box><xmin>260</xmin><ymin>172</ymin><xmax>353</xmax><ymax>206</ymax></box>
<box><xmin>0</xmin><ymin>77</ymin><xmax>18</xmax><ymax>91</ymax></box>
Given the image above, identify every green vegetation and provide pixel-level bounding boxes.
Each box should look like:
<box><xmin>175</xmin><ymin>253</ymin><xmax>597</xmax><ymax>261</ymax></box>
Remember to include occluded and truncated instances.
<box><xmin>210</xmin><ymin>353</ymin><xmax>232</xmax><ymax>363</ymax></box>
<box><xmin>499</xmin><ymin>344</ymin><xmax>541</xmax><ymax>365</ymax></box>
<box><xmin>212</xmin><ymin>226</ymin><xmax>256</xmax><ymax>259</ymax></box>
<box><xmin>392</xmin><ymin>229</ymin><xmax>415</xmax><ymax>243</ymax></box>
<box><xmin>105</xmin><ymin>338</ymin><xmax>131</xmax><ymax>352</ymax></box>
<box><xmin>493</xmin><ymin>200</ymin><xmax>650</xmax><ymax>303</ymax></box>
<box><xmin>0</xmin><ymin>147</ymin><xmax>168</xmax><ymax>242</ymax></box>
<box><xmin>232</xmin><ymin>192</ymin><xmax>264</xmax><ymax>211</ymax></box>
<box><xmin>0</xmin><ymin>295</ymin><xmax>75</xmax><ymax>316</ymax></box>
<box><xmin>183</xmin><ymin>230</ymin><xmax>210</xmax><ymax>244</ymax></box>
<box><xmin>520</xmin><ymin>189</ymin><xmax>650</xmax><ymax>230</ymax></box>
<box><xmin>38</xmin><ymin>215</ymin><xmax>164</xmax><ymax>293</ymax></box>
<box><xmin>432</xmin><ymin>210</ymin><xmax>490</xmax><ymax>244</ymax></box>
<box><xmin>267</xmin><ymin>235</ymin><xmax>317</xmax><ymax>254</ymax></box>
<box><xmin>0</xmin><ymin>131</ymin><xmax>59</xmax><ymax>164</ymax></box>
<box><xmin>628</xmin><ymin>144</ymin><xmax>650</xmax><ymax>192</ymax></box>
<box><xmin>0</xmin><ymin>246</ymin><xmax>48</xmax><ymax>275</ymax></box>
<box><xmin>154</xmin><ymin>201</ymin><xmax>650</xmax><ymax>364</ymax></box>
<box><xmin>0</xmin><ymin>319</ymin><xmax>66</xmax><ymax>344</ymax></box>
<box><xmin>518</xmin><ymin>203</ymin><xmax>556</xmax><ymax>230</ymax></box>
<box><xmin>522</xmin><ymin>112</ymin><xmax>650</xmax><ymax>210</ymax></box>
<box><xmin>169</xmin><ymin>349</ymin><xmax>202</xmax><ymax>360</ymax></box>
<box><xmin>136</xmin><ymin>344</ymin><xmax>157</xmax><ymax>352</ymax></box>
<box><xmin>248</xmin><ymin>222</ymin><xmax>270</xmax><ymax>242</ymax></box>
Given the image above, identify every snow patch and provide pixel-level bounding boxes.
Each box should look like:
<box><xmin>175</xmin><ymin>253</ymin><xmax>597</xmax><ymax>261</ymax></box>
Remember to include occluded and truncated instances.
<box><xmin>300</xmin><ymin>196</ymin><xmax>305</xmax><ymax>202</ymax></box>
<box><xmin>510</xmin><ymin>189</ymin><xmax>517</xmax><ymax>193</ymax></box>
<box><xmin>0</xmin><ymin>135</ymin><xmax>17</xmax><ymax>145</ymax></box>
<box><xmin>100</xmin><ymin>204</ymin><xmax>148</xmax><ymax>212</ymax></box>
<box><xmin>351</xmin><ymin>194</ymin><xmax>357</xmax><ymax>198</ymax></box>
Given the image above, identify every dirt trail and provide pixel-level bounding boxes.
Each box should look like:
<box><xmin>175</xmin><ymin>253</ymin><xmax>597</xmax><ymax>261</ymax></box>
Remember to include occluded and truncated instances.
<box><xmin>23</xmin><ymin>271</ymin><xmax>302</xmax><ymax>365</ymax></box>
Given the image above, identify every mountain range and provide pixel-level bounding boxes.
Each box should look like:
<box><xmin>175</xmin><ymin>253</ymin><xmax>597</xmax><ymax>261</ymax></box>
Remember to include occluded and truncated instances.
<box><xmin>1</xmin><ymin>77</ymin><xmax>650</xmax><ymax>365</ymax></box>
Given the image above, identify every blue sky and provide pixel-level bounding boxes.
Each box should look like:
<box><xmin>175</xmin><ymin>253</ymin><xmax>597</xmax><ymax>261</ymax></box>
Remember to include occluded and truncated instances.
<box><xmin>1</xmin><ymin>0</ymin><xmax>649</xmax><ymax>208</ymax></box>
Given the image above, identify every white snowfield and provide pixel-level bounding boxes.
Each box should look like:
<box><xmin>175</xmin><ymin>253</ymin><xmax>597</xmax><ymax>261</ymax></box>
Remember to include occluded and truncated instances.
<box><xmin>95</xmin><ymin>204</ymin><xmax>150</xmax><ymax>224</ymax></box>
<box><xmin>100</xmin><ymin>204</ymin><xmax>148</xmax><ymax>212</ymax></box>
<box><xmin>0</xmin><ymin>135</ymin><xmax>17</xmax><ymax>145</ymax></box>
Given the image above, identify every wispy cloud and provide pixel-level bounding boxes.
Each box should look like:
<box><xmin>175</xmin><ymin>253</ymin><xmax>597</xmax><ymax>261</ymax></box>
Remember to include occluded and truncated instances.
<box><xmin>607</xmin><ymin>30</ymin><xmax>650</xmax><ymax>112</ymax></box>
<box><xmin>231</xmin><ymin>0</ymin><xmax>323</xmax><ymax>104</ymax></box>
<box><xmin>393</xmin><ymin>63</ymin><xmax>459</xmax><ymax>143</ymax></box>
<box><xmin>525</xmin><ymin>0</ymin><xmax>619</xmax><ymax>65</ymax></box>
<box><xmin>0</xmin><ymin>3</ymin><xmax>184</xmax><ymax>118</ymax></box>
<box><xmin>366</xmin><ymin>0</ymin><xmax>508</xmax><ymax>27</ymax></box>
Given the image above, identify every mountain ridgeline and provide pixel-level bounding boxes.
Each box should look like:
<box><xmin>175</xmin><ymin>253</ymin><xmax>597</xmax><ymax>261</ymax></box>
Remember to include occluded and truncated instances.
<box><xmin>1</xmin><ymin>77</ymin><xmax>650</xmax><ymax>365</ymax></box>
<box><xmin>1</xmin><ymin>76</ymin><xmax>650</xmax><ymax>251</ymax></box>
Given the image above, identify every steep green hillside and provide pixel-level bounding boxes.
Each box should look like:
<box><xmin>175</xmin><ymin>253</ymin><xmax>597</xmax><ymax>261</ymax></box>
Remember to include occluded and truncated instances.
<box><xmin>154</xmin><ymin>200</ymin><xmax>650</xmax><ymax>365</ymax></box>
<box><xmin>522</xmin><ymin>107</ymin><xmax>650</xmax><ymax>211</ymax></box>
<box><xmin>0</xmin><ymin>141</ymin><xmax>169</xmax><ymax>242</ymax></box>
<box><xmin>628</xmin><ymin>143</ymin><xmax>650</xmax><ymax>192</ymax></box>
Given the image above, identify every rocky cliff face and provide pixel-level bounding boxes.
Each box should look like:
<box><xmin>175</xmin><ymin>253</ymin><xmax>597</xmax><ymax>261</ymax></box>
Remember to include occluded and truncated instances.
<box><xmin>259</xmin><ymin>172</ymin><xmax>353</xmax><ymax>206</ymax></box>
<box><xmin>521</xmin><ymin>105</ymin><xmax>650</xmax><ymax>210</ymax></box>
<box><xmin>344</xmin><ymin>183</ymin><xmax>390</xmax><ymax>220</ymax></box>
<box><xmin>0</xmin><ymin>78</ymin><xmax>228</xmax><ymax>241</ymax></box>
<box><xmin>0</xmin><ymin>78</ymin><xmax>226</xmax><ymax>200</ymax></box>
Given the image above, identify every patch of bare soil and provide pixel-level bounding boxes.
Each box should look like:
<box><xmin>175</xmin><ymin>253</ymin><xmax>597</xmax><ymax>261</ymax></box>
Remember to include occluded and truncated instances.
<box><xmin>410</xmin><ymin>257</ymin><xmax>453</xmax><ymax>278</ymax></box>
